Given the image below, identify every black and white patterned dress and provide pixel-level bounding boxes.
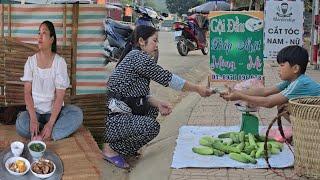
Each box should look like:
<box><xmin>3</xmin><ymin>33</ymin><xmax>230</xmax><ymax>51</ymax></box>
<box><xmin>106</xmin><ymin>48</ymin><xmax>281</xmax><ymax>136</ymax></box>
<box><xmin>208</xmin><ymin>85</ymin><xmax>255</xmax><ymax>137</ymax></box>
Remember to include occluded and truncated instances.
<box><xmin>104</xmin><ymin>50</ymin><xmax>173</xmax><ymax>156</ymax></box>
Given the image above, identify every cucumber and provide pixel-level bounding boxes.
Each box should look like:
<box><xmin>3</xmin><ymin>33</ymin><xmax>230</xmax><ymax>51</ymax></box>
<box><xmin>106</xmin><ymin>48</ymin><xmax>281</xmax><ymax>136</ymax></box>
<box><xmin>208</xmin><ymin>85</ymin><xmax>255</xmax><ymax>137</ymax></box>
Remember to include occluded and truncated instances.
<box><xmin>255</xmin><ymin>134</ymin><xmax>276</xmax><ymax>142</ymax></box>
<box><xmin>212</xmin><ymin>141</ymin><xmax>241</xmax><ymax>154</ymax></box>
<box><xmin>229</xmin><ymin>153</ymin><xmax>249</xmax><ymax>163</ymax></box>
<box><xmin>230</xmin><ymin>133</ymin><xmax>239</xmax><ymax>143</ymax></box>
<box><xmin>250</xmin><ymin>150</ymin><xmax>256</xmax><ymax>158</ymax></box>
<box><xmin>248</xmin><ymin>133</ymin><xmax>257</xmax><ymax>148</ymax></box>
<box><xmin>270</xmin><ymin>147</ymin><xmax>280</xmax><ymax>154</ymax></box>
<box><xmin>192</xmin><ymin>146</ymin><xmax>214</xmax><ymax>155</ymax></box>
<box><xmin>240</xmin><ymin>152</ymin><xmax>257</xmax><ymax>164</ymax></box>
<box><xmin>239</xmin><ymin>131</ymin><xmax>245</xmax><ymax>143</ymax></box>
<box><xmin>199</xmin><ymin>136</ymin><xmax>215</xmax><ymax>147</ymax></box>
<box><xmin>243</xmin><ymin>145</ymin><xmax>256</xmax><ymax>154</ymax></box>
<box><xmin>222</xmin><ymin>138</ymin><xmax>233</xmax><ymax>146</ymax></box>
<box><xmin>218</xmin><ymin>132</ymin><xmax>233</xmax><ymax>138</ymax></box>
<box><xmin>236</xmin><ymin>142</ymin><xmax>245</xmax><ymax>151</ymax></box>
<box><xmin>212</xmin><ymin>149</ymin><xmax>225</xmax><ymax>156</ymax></box>
<box><xmin>268</xmin><ymin>141</ymin><xmax>284</xmax><ymax>150</ymax></box>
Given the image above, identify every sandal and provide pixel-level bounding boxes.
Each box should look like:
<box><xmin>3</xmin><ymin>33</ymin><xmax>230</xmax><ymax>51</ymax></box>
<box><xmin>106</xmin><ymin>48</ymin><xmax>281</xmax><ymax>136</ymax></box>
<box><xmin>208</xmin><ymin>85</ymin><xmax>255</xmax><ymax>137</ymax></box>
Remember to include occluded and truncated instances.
<box><xmin>103</xmin><ymin>154</ymin><xmax>130</xmax><ymax>169</ymax></box>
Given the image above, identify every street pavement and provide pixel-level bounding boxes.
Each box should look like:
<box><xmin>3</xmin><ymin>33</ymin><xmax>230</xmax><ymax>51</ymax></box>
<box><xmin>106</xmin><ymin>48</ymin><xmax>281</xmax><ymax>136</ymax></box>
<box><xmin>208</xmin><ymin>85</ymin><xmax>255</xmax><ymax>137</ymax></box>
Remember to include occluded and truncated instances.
<box><xmin>102</xmin><ymin>32</ymin><xmax>320</xmax><ymax>180</ymax></box>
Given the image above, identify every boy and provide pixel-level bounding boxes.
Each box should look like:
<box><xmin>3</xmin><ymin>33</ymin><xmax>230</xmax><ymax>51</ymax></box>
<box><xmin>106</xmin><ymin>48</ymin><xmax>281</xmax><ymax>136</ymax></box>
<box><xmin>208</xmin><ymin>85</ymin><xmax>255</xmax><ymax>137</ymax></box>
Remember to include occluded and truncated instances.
<box><xmin>221</xmin><ymin>45</ymin><xmax>320</xmax><ymax>112</ymax></box>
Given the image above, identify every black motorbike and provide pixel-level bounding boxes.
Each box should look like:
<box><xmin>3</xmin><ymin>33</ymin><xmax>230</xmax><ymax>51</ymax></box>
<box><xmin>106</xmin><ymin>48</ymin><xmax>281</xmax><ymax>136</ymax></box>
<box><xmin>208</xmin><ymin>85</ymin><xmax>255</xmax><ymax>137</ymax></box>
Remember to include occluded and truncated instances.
<box><xmin>103</xmin><ymin>6</ymin><xmax>167</xmax><ymax>65</ymax></box>
<box><xmin>103</xmin><ymin>18</ymin><xmax>133</xmax><ymax>63</ymax></box>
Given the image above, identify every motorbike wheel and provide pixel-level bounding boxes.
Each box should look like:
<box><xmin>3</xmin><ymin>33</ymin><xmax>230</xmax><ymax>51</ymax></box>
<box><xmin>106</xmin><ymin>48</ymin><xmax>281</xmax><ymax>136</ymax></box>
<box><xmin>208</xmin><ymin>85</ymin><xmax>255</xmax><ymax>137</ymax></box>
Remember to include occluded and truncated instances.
<box><xmin>201</xmin><ymin>42</ymin><xmax>209</xmax><ymax>55</ymax></box>
<box><xmin>177</xmin><ymin>39</ymin><xmax>189</xmax><ymax>56</ymax></box>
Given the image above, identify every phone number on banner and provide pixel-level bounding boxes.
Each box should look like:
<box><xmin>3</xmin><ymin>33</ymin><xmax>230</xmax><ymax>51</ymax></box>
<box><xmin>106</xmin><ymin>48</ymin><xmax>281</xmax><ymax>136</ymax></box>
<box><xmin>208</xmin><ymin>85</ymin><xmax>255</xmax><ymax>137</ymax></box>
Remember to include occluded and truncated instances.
<box><xmin>212</xmin><ymin>74</ymin><xmax>264</xmax><ymax>81</ymax></box>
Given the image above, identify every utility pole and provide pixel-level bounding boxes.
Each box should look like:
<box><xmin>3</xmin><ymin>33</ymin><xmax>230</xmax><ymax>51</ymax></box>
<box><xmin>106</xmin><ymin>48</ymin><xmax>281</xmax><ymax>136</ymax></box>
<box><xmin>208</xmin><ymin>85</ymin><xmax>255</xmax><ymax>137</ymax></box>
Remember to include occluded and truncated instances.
<box><xmin>310</xmin><ymin>0</ymin><xmax>319</xmax><ymax>69</ymax></box>
<box><xmin>230</xmin><ymin>0</ymin><xmax>235</xmax><ymax>10</ymax></box>
<box><xmin>249</xmin><ymin>0</ymin><xmax>252</xmax><ymax>10</ymax></box>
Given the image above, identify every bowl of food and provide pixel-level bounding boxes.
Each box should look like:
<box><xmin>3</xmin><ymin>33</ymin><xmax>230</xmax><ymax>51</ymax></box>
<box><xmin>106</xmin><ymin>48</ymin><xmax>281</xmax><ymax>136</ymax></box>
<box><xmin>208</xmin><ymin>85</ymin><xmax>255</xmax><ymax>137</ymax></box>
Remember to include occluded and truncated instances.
<box><xmin>5</xmin><ymin>156</ymin><xmax>30</xmax><ymax>176</ymax></box>
<box><xmin>28</xmin><ymin>141</ymin><xmax>46</xmax><ymax>160</ymax></box>
<box><xmin>31</xmin><ymin>158</ymin><xmax>56</xmax><ymax>179</ymax></box>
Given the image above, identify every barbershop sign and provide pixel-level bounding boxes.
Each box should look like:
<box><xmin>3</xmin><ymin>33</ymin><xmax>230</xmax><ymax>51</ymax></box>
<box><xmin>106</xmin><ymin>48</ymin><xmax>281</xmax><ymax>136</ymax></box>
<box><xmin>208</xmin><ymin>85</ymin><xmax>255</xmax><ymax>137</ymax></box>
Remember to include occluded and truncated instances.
<box><xmin>264</xmin><ymin>0</ymin><xmax>304</xmax><ymax>60</ymax></box>
<box><xmin>209</xmin><ymin>11</ymin><xmax>264</xmax><ymax>81</ymax></box>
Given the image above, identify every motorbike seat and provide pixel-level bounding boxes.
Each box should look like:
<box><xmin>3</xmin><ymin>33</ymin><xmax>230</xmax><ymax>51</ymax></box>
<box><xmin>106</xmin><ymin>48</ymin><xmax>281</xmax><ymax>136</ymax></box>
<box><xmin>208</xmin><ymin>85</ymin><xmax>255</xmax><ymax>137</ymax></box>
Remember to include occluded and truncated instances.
<box><xmin>112</xmin><ymin>21</ymin><xmax>132</xmax><ymax>31</ymax></box>
<box><xmin>107</xmin><ymin>18</ymin><xmax>132</xmax><ymax>31</ymax></box>
<box><xmin>106</xmin><ymin>18</ymin><xmax>133</xmax><ymax>38</ymax></box>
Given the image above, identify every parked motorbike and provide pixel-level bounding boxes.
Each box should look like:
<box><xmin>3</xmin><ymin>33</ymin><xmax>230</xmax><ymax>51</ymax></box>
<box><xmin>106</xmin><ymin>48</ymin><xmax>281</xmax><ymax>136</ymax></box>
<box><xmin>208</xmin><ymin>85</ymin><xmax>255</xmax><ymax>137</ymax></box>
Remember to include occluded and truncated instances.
<box><xmin>103</xmin><ymin>6</ymin><xmax>167</xmax><ymax>65</ymax></box>
<box><xmin>172</xmin><ymin>14</ymin><xmax>209</xmax><ymax>56</ymax></box>
<box><xmin>103</xmin><ymin>18</ymin><xmax>133</xmax><ymax>64</ymax></box>
<box><xmin>135</xmin><ymin>6</ymin><xmax>158</xmax><ymax>27</ymax></box>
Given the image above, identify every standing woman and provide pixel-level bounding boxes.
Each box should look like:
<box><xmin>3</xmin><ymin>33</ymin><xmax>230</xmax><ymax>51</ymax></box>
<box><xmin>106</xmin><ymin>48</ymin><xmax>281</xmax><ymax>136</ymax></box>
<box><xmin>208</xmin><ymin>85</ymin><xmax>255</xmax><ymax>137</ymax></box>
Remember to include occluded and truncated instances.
<box><xmin>103</xmin><ymin>25</ymin><xmax>214</xmax><ymax>169</ymax></box>
<box><xmin>16</xmin><ymin>21</ymin><xmax>83</xmax><ymax>141</ymax></box>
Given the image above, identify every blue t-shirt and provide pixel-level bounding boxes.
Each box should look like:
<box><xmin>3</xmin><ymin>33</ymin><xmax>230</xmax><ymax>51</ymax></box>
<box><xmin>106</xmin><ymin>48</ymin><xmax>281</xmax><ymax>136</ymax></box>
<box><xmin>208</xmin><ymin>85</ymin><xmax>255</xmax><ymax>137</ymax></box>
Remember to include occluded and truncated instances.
<box><xmin>276</xmin><ymin>74</ymin><xmax>320</xmax><ymax>100</ymax></box>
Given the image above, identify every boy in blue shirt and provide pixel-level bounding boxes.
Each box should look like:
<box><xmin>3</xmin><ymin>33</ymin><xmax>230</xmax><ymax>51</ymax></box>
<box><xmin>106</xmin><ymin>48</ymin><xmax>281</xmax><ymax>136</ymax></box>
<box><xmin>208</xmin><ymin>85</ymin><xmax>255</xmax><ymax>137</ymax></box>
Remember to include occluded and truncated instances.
<box><xmin>221</xmin><ymin>45</ymin><xmax>320</xmax><ymax>113</ymax></box>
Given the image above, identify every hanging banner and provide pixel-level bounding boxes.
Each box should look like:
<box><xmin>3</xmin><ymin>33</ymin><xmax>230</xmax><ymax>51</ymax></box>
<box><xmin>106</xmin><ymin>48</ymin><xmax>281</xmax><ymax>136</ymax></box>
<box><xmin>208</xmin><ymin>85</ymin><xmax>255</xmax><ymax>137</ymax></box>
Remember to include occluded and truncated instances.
<box><xmin>209</xmin><ymin>11</ymin><xmax>264</xmax><ymax>81</ymax></box>
<box><xmin>264</xmin><ymin>0</ymin><xmax>304</xmax><ymax>60</ymax></box>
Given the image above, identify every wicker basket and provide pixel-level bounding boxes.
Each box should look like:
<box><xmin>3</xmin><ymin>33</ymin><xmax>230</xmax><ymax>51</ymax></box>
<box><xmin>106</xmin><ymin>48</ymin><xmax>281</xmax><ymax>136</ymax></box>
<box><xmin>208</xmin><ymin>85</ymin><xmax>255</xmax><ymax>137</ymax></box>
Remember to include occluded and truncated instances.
<box><xmin>289</xmin><ymin>96</ymin><xmax>320</xmax><ymax>179</ymax></box>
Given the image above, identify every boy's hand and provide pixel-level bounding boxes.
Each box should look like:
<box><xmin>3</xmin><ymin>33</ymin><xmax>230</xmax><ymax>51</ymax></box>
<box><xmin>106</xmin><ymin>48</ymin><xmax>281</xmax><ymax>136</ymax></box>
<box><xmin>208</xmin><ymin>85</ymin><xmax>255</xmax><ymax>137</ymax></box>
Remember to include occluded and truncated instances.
<box><xmin>220</xmin><ymin>85</ymin><xmax>242</xmax><ymax>101</ymax></box>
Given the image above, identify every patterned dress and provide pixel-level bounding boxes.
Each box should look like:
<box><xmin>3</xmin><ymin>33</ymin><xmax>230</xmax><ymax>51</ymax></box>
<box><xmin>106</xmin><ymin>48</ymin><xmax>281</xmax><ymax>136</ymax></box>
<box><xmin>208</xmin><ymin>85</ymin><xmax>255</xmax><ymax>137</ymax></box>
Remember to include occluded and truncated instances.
<box><xmin>105</xmin><ymin>50</ymin><xmax>173</xmax><ymax>156</ymax></box>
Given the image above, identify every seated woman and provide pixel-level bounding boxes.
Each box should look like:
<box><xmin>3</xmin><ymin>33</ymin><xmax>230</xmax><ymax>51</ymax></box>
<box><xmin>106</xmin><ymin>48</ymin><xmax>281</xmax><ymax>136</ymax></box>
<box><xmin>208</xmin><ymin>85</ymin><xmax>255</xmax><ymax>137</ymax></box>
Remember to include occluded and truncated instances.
<box><xmin>16</xmin><ymin>21</ymin><xmax>83</xmax><ymax>141</ymax></box>
<box><xmin>102</xmin><ymin>25</ymin><xmax>215</xmax><ymax>169</ymax></box>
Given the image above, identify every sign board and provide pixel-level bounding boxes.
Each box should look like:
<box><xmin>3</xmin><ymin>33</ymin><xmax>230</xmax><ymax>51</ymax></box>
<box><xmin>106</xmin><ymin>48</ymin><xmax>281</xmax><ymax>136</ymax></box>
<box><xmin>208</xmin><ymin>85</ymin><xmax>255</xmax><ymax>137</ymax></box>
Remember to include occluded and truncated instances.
<box><xmin>264</xmin><ymin>0</ymin><xmax>304</xmax><ymax>60</ymax></box>
<box><xmin>209</xmin><ymin>11</ymin><xmax>264</xmax><ymax>81</ymax></box>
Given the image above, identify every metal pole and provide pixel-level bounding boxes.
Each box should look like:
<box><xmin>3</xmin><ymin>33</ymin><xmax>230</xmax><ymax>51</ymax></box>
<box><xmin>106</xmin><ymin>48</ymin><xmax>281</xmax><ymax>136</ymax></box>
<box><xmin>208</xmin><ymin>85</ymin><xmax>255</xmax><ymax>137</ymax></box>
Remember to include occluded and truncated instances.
<box><xmin>249</xmin><ymin>0</ymin><xmax>253</xmax><ymax>10</ymax></box>
<box><xmin>310</xmin><ymin>0</ymin><xmax>316</xmax><ymax>67</ymax></box>
<box><xmin>131</xmin><ymin>0</ymin><xmax>133</xmax><ymax>23</ymax></box>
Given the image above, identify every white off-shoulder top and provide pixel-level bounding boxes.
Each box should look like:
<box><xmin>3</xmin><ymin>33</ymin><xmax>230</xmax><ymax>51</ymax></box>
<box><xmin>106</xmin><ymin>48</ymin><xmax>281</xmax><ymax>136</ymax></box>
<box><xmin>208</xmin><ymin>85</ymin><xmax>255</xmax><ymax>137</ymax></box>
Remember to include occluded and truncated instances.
<box><xmin>20</xmin><ymin>54</ymin><xmax>70</xmax><ymax>114</ymax></box>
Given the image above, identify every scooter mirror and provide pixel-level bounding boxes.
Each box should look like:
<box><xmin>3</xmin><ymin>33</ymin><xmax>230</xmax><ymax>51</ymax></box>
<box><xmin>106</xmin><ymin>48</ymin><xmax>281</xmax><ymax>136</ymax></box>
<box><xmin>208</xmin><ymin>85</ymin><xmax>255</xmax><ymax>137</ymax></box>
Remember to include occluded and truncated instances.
<box><xmin>161</xmin><ymin>13</ymin><xmax>168</xmax><ymax>17</ymax></box>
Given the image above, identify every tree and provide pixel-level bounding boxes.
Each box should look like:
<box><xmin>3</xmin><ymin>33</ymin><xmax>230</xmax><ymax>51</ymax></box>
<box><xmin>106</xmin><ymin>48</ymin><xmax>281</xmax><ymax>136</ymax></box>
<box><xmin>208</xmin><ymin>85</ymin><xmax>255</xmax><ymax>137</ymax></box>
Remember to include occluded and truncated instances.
<box><xmin>166</xmin><ymin>0</ymin><xmax>202</xmax><ymax>15</ymax></box>
<box><xmin>121</xmin><ymin>0</ymin><xmax>158</xmax><ymax>11</ymax></box>
<box><xmin>120</xmin><ymin>0</ymin><xmax>132</xmax><ymax>6</ymax></box>
<box><xmin>144</xmin><ymin>0</ymin><xmax>157</xmax><ymax>10</ymax></box>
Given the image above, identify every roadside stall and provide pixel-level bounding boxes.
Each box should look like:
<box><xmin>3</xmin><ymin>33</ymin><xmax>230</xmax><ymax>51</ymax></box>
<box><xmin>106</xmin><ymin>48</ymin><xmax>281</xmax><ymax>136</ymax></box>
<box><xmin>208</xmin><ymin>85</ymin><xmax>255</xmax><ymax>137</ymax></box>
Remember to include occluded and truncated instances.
<box><xmin>0</xmin><ymin>3</ymin><xmax>108</xmax><ymax>179</ymax></box>
<box><xmin>171</xmin><ymin>3</ymin><xmax>320</xmax><ymax>179</ymax></box>
<box><xmin>171</xmin><ymin>11</ymin><xmax>295</xmax><ymax>170</ymax></box>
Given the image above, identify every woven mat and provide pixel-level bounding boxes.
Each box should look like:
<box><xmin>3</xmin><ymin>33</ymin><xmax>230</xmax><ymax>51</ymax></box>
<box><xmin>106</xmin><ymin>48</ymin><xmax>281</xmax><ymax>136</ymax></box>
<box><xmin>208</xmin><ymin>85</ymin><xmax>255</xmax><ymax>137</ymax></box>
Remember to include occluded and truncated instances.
<box><xmin>0</xmin><ymin>125</ymin><xmax>103</xmax><ymax>180</ymax></box>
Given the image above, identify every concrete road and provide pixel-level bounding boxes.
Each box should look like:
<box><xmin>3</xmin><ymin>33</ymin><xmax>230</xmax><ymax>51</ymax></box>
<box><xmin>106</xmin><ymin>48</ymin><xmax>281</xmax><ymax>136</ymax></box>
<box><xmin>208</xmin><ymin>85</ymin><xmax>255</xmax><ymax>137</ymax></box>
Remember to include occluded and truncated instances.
<box><xmin>150</xmin><ymin>31</ymin><xmax>211</xmax><ymax>115</ymax></box>
<box><xmin>101</xmin><ymin>31</ymin><xmax>212</xmax><ymax>180</ymax></box>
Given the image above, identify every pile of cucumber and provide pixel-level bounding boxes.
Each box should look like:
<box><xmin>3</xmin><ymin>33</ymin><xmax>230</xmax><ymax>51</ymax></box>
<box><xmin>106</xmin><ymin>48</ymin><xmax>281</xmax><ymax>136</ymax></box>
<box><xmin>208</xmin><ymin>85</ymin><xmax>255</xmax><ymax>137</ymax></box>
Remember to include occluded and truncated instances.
<box><xmin>192</xmin><ymin>131</ymin><xmax>284</xmax><ymax>164</ymax></box>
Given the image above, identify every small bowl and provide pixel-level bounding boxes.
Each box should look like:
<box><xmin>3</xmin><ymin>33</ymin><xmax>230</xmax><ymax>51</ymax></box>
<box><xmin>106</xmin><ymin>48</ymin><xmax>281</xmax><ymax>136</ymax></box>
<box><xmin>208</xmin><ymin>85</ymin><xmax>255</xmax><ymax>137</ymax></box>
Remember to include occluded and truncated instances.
<box><xmin>31</xmin><ymin>159</ymin><xmax>56</xmax><ymax>179</ymax></box>
<box><xmin>11</xmin><ymin>141</ymin><xmax>24</xmax><ymax>157</ymax></box>
<box><xmin>28</xmin><ymin>141</ymin><xmax>46</xmax><ymax>160</ymax></box>
<box><xmin>5</xmin><ymin>156</ymin><xmax>30</xmax><ymax>176</ymax></box>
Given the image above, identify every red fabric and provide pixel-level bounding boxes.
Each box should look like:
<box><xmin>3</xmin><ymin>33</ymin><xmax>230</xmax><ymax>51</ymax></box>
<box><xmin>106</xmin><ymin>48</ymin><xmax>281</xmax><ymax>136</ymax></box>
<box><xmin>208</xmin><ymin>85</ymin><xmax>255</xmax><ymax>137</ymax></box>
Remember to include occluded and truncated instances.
<box><xmin>265</xmin><ymin>126</ymin><xmax>292</xmax><ymax>142</ymax></box>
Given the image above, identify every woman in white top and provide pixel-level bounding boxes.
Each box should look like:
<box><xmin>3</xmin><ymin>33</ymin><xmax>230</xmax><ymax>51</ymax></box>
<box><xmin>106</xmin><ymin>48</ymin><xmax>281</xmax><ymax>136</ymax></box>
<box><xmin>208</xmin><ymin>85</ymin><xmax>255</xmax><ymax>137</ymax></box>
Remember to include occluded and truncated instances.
<box><xmin>16</xmin><ymin>21</ymin><xmax>83</xmax><ymax>141</ymax></box>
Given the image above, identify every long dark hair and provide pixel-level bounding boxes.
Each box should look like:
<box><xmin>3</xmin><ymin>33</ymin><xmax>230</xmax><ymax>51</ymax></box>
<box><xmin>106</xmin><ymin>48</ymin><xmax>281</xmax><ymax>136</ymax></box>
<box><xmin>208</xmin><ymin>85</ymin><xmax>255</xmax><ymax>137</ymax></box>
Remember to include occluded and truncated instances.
<box><xmin>40</xmin><ymin>20</ymin><xmax>57</xmax><ymax>53</ymax></box>
<box><xmin>116</xmin><ymin>25</ymin><xmax>157</xmax><ymax>66</ymax></box>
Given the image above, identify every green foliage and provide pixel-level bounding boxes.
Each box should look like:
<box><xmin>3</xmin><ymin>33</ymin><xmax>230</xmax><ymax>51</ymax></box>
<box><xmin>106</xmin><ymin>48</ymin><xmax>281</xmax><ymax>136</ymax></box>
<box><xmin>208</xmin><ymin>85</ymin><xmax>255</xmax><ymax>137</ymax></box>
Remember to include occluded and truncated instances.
<box><xmin>153</xmin><ymin>0</ymin><xmax>169</xmax><ymax>12</ymax></box>
<box><xmin>144</xmin><ymin>0</ymin><xmax>156</xmax><ymax>9</ymax></box>
<box><xmin>120</xmin><ymin>0</ymin><xmax>131</xmax><ymax>6</ymax></box>
<box><xmin>166</xmin><ymin>0</ymin><xmax>202</xmax><ymax>15</ymax></box>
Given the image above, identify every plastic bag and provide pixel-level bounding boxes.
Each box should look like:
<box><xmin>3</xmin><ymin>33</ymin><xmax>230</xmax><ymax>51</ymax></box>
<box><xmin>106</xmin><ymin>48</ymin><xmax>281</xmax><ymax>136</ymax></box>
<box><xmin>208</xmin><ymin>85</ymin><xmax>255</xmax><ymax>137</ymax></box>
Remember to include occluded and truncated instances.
<box><xmin>233</xmin><ymin>78</ymin><xmax>264</xmax><ymax>108</ymax></box>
